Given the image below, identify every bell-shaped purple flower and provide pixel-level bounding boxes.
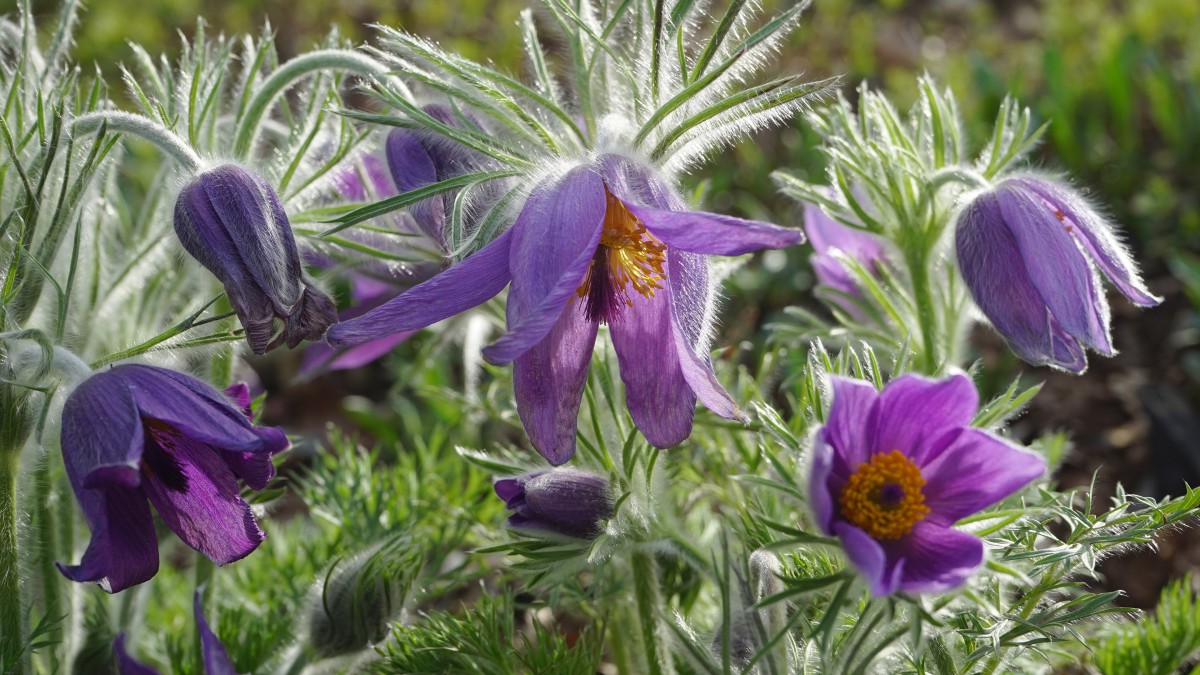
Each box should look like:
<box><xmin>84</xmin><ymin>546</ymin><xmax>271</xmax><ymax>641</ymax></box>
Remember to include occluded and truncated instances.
<box><xmin>955</xmin><ymin>177</ymin><xmax>1161</xmax><ymax>372</ymax></box>
<box><xmin>327</xmin><ymin>155</ymin><xmax>803</xmax><ymax>464</ymax></box>
<box><xmin>57</xmin><ymin>365</ymin><xmax>288</xmax><ymax>593</ymax></box>
<box><xmin>115</xmin><ymin>592</ymin><xmax>236</xmax><ymax>674</ymax></box>
<box><xmin>810</xmin><ymin>373</ymin><xmax>1045</xmax><ymax>596</ymax></box>
<box><xmin>174</xmin><ymin>164</ymin><xmax>338</xmax><ymax>355</ymax></box>
<box><xmin>803</xmin><ymin>195</ymin><xmax>887</xmax><ymax>304</ymax></box>
<box><xmin>494</xmin><ymin>469</ymin><xmax>614</xmax><ymax>539</ymax></box>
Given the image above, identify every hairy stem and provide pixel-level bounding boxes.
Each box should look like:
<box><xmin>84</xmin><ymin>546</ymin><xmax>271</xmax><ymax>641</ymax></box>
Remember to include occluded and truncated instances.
<box><xmin>0</xmin><ymin>451</ymin><xmax>25</xmax><ymax>674</ymax></box>
<box><xmin>32</xmin><ymin>459</ymin><xmax>62</xmax><ymax>672</ymax></box>
<box><xmin>631</xmin><ymin>550</ymin><xmax>672</xmax><ymax>675</ymax></box>
<box><xmin>72</xmin><ymin>111</ymin><xmax>201</xmax><ymax>172</ymax></box>
<box><xmin>232</xmin><ymin>49</ymin><xmax>405</xmax><ymax>158</ymax></box>
<box><xmin>906</xmin><ymin>242</ymin><xmax>940</xmax><ymax>374</ymax></box>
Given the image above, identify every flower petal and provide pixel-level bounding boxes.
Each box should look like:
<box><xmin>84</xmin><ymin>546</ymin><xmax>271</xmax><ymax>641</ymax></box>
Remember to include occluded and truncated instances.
<box><xmin>923</xmin><ymin>428</ymin><xmax>1046</xmax><ymax>524</ymax></box>
<box><xmin>957</xmin><ymin>193</ymin><xmax>1068</xmax><ymax>369</ymax></box>
<box><xmin>483</xmin><ymin>166</ymin><xmax>607</xmax><ymax>364</ymax></box>
<box><xmin>56</xmin><ymin>483</ymin><xmax>158</xmax><ymax>593</ymax></box>
<box><xmin>1016</xmin><ymin>177</ymin><xmax>1161</xmax><ymax>307</ymax></box>
<box><xmin>625</xmin><ymin>201</ymin><xmax>803</xmax><ymax>255</ymax></box>
<box><xmin>996</xmin><ymin>183</ymin><xmax>1111</xmax><ymax>354</ymax></box>
<box><xmin>833</xmin><ymin>521</ymin><xmax>901</xmax><ymax>597</ymax></box>
<box><xmin>194</xmin><ymin>593</ymin><xmax>238</xmax><ymax>675</ymax></box>
<box><xmin>301</xmin><ymin>331</ymin><xmax>413</xmax><ymax>377</ymax></box>
<box><xmin>61</xmin><ymin>370</ymin><xmax>144</xmax><ymax>487</ymax></box>
<box><xmin>610</xmin><ymin>280</ymin><xmax>696</xmax><ymax>448</ymax></box>
<box><xmin>883</xmin><ymin>522</ymin><xmax>983</xmax><ymax>594</ymax></box>
<box><xmin>808</xmin><ymin>439</ymin><xmax>836</xmax><ymax>534</ymax></box>
<box><xmin>823</xmin><ymin>376</ymin><xmax>880</xmax><ymax>477</ymax></box>
<box><xmin>513</xmin><ymin>304</ymin><xmax>598</xmax><ymax>465</ymax></box>
<box><xmin>385</xmin><ymin>128</ymin><xmax>444</xmax><ymax>242</ymax></box>
<box><xmin>667</xmin><ymin>249</ymin><xmax>739</xmax><ymax>420</ymax></box>
<box><xmin>872</xmin><ymin>373</ymin><xmax>977</xmax><ymax>466</ymax></box>
<box><xmin>327</xmin><ymin>227</ymin><xmax>513</xmax><ymax>347</ymax></box>
<box><xmin>115</xmin><ymin>634</ymin><xmax>162</xmax><ymax>675</ymax></box>
<box><xmin>140</xmin><ymin>432</ymin><xmax>265</xmax><ymax>566</ymax></box>
<box><xmin>120</xmin><ymin>365</ymin><xmax>270</xmax><ymax>454</ymax></box>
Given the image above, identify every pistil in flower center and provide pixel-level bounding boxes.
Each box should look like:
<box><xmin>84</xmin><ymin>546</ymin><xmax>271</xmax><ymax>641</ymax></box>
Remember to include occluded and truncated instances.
<box><xmin>575</xmin><ymin>188</ymin><xmax>667</xmax><ymax>324</ymax></box>
<box><xmin>838</xmin><ymin>449</ymin><xmax>929</xmax><ymax>540</ymax></box>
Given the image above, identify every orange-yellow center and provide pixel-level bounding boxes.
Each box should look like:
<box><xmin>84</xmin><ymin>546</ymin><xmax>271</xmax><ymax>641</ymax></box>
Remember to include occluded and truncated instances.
<box><xmin>575</xmin><ymin>188</ymin><xmax>667</xmax><ymax>318</ymax></box>
<box><xmin>838</xmin><ymin>450</ymin><xmax>929</xmax><ymax>540</ymax></box>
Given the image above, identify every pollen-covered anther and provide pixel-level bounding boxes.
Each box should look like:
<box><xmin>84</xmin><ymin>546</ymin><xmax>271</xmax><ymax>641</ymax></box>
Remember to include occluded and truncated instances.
<box><xmin>575</xmin><ymin>187</ymin><xmax>668</xmax><ymax>323</ymax></box>
<box><xmin>838</xmin><ymin>449</ymin><xmax>930</xmax><ymax>540</ymax></box>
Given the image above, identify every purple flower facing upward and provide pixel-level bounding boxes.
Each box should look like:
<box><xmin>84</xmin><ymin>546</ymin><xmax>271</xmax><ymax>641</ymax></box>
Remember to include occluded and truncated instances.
<box><xmin>955</xmin><ymin>176</ymin><xmax>1161</xmax><ymax>372</ymax></box>
<box><xmin>809</xmin><ymin>373</ymin><xmax>1045</xmax><ymax>596</ymax></box>
<box><xmin>115</xmin><ymin>592</ymin><xmax>236</xmax><ymax>675</ymax></box>
<box><xmin>174</xmin><ymin>164</ymin><xmax>338</xmax><ymax>355</ymax></box>
<box><xmin>57</xmin><ymin>365</ymin><xmax>288</xmax><ymax>593</ymax></box>
<box><xmin>494</xmin><ymin>469</ymin><xmax>614</xmax><ymax>539</ymax></box>
<box><xmin>803</xmin><ymin>196</ymin><xmax>887</xmax><ymax>305</ymax></box>
<box><xmin>327</xmin><ymin>155</ymin><xmax>803</xmax><ymax>464</ymax></box>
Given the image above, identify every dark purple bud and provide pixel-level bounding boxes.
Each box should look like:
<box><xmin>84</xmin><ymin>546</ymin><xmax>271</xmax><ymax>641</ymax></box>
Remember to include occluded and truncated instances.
<box><xmin>494</xmin><ymin>469</ymin><xmax>614</xmax><ymax>539</ymax></box>
<box><xmin>57</xmin><ymin>364</ymin><xmax>288</xmax><ymax>592</ymax></box>
<box><xmin>955</xmin><ymin>176</ymin><xmax>1160</xmax><ymax>372</ymax></box>
<box><xmin>173</xmin><ymin>164</ymin><xmax>338</xmax><ymax>354</ymax></box>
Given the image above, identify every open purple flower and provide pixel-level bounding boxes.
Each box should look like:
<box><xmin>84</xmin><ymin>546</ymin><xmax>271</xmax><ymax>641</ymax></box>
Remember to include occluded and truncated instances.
<box><xmin>809</xmin><ymin>373</ymin><xmax>1045</xmax><ymax>596</ymax></box>
<box><xmin>174</xmin><ymin>164</ymin><xmax>337</xmax><ymax>354</ymax></box>
<box><xmin>327</xmin><ymin>155</ymin><xmax>803</xmax><ymax>463</ymax></box>
<box><xmin>803</xmin><ymin>194</ymin><xmax>887</xmax><ymax>314</ymax></box>
<box><xmin>955</xmin><ymin>176</ymin><xmax>1160</xmax><ymax>372</ymax></box>
<box><xmin>494</xmin><ymin>469</ymin><xmax>614</xmax><ymax>539</ymax></box>
<box><xmin>58</xmin><ymin>365</ymin><xmax>288</xmax><ymax>593</ymax></box>
<box><xmin>115</xmin><ymin>592</ymin><xmax>236</xmax><ymax>675</ymax></box>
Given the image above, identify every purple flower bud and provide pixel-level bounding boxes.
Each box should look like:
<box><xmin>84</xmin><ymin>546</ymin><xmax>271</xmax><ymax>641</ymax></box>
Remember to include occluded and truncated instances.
<box><xmin>803</xmin><ymin>192</ymin><xmax>887</xmax><ymax>309</ymax></box>
<box><xmin>57</xmin><ymin>364</ymin><xmax>288</xmax><ymax>593</ymax></box>
<box><xmin>493</xmin><ymin>469</ymin><xmax>614</xmax><ymax>539</ymax></box>
<box><xmin>955</xmin><ymin>177</ymin><xmax>1161</xmax><ymax>372</ymax></box>
<box><xmin>173</xmin><ymin>164</ymin><xmax>338</xmax><ymax>354</ymax></box>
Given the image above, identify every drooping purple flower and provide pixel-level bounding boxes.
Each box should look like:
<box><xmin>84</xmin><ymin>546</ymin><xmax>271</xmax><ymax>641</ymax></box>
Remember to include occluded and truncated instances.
<box><xmin>174</xmin><ymin>164</ymin><xmax>338</xmax><ymax>355</ymax></box>
<box><xmin>955</xmin><ymin>176</ymin><xmax>1161</xmax><ymax>372</ymax></box>
<box><xmin>57</xmin><ymin>365</ymin><xmax>288</xmax><ymax>593</ymax></box>
<box><xmin>327</xmin><ymin>155</ymin><xmax>803</xmax><ymax>463</ymax></box>
<box><xmin>115</xmin><ymin>592</ymin><xmax>236</xmax><ymax>674</ymax></box>
<box><xmin>803</xmin><ymin>193</ymin><xmax>887</xmax><ymax>306</ymax></box>
<box><xmin>494</xmin><ymin>469</ymin><xmax>614</xmax><ymax>539</ymax></box>
<box><xmin>809</xmin><ymin>373</ymin><xmax>1045</xmax><ymax>596</ymax></box>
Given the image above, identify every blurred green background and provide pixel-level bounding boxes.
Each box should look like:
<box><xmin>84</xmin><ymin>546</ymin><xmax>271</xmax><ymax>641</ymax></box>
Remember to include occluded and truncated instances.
<box><xmin>8</xmin><ymin>0</ymin><xmax>1200</xmax><ymax>603</ymax></box>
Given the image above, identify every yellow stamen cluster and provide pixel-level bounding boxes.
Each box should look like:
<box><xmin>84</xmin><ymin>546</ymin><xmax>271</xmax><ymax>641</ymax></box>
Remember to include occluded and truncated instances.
<box><xmin>838</xmin><ymin>450</ymin><xmax>929</xmax><ymax>540</ymax></box>
<box><xmin>575</xmin><ymin>188</ymin><xmax>667</xmax><ymax>309</ymax></box>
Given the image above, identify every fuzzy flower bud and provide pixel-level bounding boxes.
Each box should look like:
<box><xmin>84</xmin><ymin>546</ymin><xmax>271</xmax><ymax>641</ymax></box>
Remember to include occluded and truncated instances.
<box><xmin>955</xmin><ymin>176</ymin><xmax>1160</xmax><ymax>372</ymax></box>
<box><xmin>304</xmin><ymin>549</ymin><xmax>406</xmax><ymax>658</ymax></box>
<box><xmin>493</xmin><ymin>469</ymin><xmax>614</xmax><ymax>539</ymax></box>
<box><xmin>173</xmin><ymin>164</ymin><xmax>337</xmax><ymax>354</ymax></box>
<box><xmin>803</xmin><ymin>192</ymin><xmax>887</xmax><ymax>315</ymax></box>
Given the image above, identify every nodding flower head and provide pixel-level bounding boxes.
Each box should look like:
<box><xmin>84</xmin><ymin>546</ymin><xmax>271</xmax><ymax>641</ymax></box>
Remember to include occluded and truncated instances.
<box><xmin>57</xmin><ymin>365</ymin><xmax>287</xmax><ymax>593</ymax></box>
<box><xmin>327</xmin><ymin>155</ymin><xmax>803</xmax><ymax>464</ymax></box>
<box><xmin>494</xmin><ymin>469</ymin><xmax>615</xmax><ymax>540</ymax></box>
<box><xmin>173</xmin><ymin>164</ymin><xmax>338</xmax><ymax>354</ymax></box>
<box><xmin>955</xmin><ymin>176</ymin><xmax>1160</xmax><ymax>373</ymax></box>
<box><xmin>810</xmin><ymin>374</ymin><xmax>1045</xmax><ymax>596</ymax></box>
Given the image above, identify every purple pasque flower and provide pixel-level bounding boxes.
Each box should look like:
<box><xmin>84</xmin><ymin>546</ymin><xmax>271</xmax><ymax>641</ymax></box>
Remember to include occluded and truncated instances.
<box><xmin>174</xmin><ymin>164</ymin><xmax>338</xmax><ymax>355</ymax></box>
<box><xmin>494</xmin><ymin>469</ymin><xmax>614</xmax><ymax>539</ymax></box>
<box><xmin>803</xmin><ymin>194</ymin><xmax>887</xmax><ymax>304</ymax></box>
<box><xmin>57</xmin><ymin>365</ymin><xmax>288</xmax><ymax>593</ymax></box>
<box><xmin>115</xmin><ymin>592</ymin><xmax>236</xmax><ymax>675</ymax></box>
<box><xmin>809</xmin><ymin>373</ymin><xmax>1045</xmax><ymax>596</ymax></box>
<box><xmin>955</xmin><ymin>176</ymin><xmax>1161</xmax><ymax>372</ymax></box>
<box><xmin>327</xmin><ymin>155</ymin><xmax>803</xmax><ymax>463</ymax></box>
